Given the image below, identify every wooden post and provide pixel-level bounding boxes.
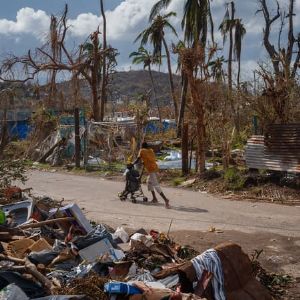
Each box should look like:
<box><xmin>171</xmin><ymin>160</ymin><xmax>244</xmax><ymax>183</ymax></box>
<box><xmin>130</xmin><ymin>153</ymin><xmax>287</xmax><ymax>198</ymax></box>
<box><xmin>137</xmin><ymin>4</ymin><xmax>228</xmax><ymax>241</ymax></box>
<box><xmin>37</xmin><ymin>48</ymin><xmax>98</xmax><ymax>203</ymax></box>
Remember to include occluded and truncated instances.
<box><xmin>182</xmin><ymin>122</ymin><xmax>189</xmax><ymax>175</ymax></box>
<box><xmin>74</xmin><ymin>108</ymin><xmax>81</xmax><ymax>168</ymax></box>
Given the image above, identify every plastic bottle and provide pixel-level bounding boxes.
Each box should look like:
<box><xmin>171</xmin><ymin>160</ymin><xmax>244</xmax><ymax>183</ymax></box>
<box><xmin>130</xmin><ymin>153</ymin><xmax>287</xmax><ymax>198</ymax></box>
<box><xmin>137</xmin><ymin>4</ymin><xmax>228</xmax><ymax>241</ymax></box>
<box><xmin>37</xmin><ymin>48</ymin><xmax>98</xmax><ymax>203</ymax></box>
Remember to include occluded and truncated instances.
<box><xmin>104</xmin><ymin>282</ymin><xmax>142</xmax><ymax>295</ymax></box>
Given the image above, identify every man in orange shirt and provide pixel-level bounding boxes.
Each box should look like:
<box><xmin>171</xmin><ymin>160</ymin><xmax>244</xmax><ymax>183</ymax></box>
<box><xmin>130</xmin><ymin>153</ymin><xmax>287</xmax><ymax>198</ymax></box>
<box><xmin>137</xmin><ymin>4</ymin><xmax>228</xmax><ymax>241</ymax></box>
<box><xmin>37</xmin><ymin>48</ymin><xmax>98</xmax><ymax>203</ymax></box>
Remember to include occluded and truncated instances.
<box><xmin>134</xmin><ymin>142</ymin><xmax>170</xmax><ymax>209</ymax></box>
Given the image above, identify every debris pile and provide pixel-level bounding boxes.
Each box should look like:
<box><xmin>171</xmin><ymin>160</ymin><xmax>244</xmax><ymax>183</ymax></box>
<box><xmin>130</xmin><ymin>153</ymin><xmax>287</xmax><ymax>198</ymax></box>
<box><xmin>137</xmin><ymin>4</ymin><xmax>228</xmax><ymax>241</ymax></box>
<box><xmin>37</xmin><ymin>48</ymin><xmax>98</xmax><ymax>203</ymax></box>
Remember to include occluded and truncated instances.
<box><xmin>0</xmin><ymin>188</ymin><xmax>277</xmax><ymax>299</ymax></box>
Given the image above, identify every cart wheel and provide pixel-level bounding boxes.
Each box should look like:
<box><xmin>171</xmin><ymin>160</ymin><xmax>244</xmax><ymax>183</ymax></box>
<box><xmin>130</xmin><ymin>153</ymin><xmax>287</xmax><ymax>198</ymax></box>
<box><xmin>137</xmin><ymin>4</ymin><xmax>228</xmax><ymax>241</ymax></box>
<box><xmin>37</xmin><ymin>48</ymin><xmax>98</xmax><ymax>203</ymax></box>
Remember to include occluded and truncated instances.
<box><xmin>132</xmin><ymin>198</ymin><xmax>137</xmax><ymax>204</ymax></box>
<box><xmin>143</xmin><ymin>197</ymin><xmax>148</xmax><ymax>202</ymax></box>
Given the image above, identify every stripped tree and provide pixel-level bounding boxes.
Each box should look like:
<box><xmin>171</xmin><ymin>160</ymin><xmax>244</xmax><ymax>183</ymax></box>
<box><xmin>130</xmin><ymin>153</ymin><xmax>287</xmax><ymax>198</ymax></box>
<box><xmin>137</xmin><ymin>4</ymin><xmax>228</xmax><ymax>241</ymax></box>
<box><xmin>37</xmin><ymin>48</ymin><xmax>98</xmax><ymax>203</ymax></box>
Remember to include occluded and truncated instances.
<box><xmin>0</xmin><ymin>5</ymin><xmax>117</xmax><ymax>122</ymax></box>
<box><xmin>256</xmin><ymin>0</ymin><xmax>300</xmax><ymax>124</ymax></box>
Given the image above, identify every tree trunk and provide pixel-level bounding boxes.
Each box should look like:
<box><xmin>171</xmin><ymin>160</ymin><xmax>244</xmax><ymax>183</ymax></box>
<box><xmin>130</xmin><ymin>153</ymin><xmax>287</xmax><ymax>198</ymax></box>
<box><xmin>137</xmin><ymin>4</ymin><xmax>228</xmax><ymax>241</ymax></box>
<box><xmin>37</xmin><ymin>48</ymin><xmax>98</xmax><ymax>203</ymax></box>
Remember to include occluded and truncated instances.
<box><xmin>100</xmin><ymin>0</ymin><xmax>107</xmax><ymax>121</ymax></box>
<box><xmin>0</xmin><ymin>108</ymin><xmax>9</xmax><ymax>158</ymax></box>
<box><xmin>188</xmin><ymin>77</ymin><xmax>206</xmax><ymax>175</ymax></box>
<box><xmin>237</xmin><ymin>58</ymin><xmax>241</xmax><ymax>88</ymax></box>
<box><xmin>74</xmin><ymin>108</ymin><xmax>81</xmax><ymax>168</ymax></box>
<box><xmin>177</xmin><ymin>74</ymin><xmax>188</xmax><ymax>137</ymax></box>
<box><xmin>228</xmin><ymin>2</ymin><xmax>239</xmax><ymax>134</ymax></box>
<box><xmin>91</xmin><ymin>31</ymin><xmax>100</xmax><ymax>121</ymax></box>
<box><xmin>48</xmin><ymin>71</ymin><xmax>57</xmax><ymax>109</ymax></box>
<box><xmin>182</xmin><ymin>122</ymin><xmax>189</xmax><ymax>175</ymax></box>
<box><xmin>91</xmin><ymin>84</ymin><xmax>100</xmax><ymax>121</ymax></box>
<box><xmin>236</xmin><ymin>57</ymin><xmax>241</xmax><ymax>133</ymax></box>
<box><xmin>228</xmin><ymin>1</ymin><xmax>235</xmax><ymax>92</ymax></box>
<box><xmin>162</xmin><ymin>36</ymin><xmax>178</xmax><ymax>122</ymax></box>
<box><xmin>148</xmin><ymin>65</ymin><xmax>162</xmax><ymax>122</ymax></box>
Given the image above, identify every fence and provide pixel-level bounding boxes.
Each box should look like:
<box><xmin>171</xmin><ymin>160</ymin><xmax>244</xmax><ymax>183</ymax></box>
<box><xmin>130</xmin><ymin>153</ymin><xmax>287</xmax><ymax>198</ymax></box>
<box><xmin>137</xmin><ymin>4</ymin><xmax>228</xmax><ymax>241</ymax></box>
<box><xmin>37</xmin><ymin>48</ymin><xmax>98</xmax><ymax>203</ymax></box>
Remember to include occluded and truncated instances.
<box><xmin>245</xmin><ymin>124</ymin><xmax>300</xmax><ymax>173</ymax></box>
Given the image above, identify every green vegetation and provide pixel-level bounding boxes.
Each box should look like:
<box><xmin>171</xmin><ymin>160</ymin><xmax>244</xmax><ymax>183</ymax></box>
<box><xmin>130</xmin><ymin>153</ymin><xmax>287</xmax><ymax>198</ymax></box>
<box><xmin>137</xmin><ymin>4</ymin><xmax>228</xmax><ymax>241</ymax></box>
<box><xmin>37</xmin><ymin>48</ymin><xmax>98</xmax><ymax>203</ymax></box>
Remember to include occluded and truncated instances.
<box><xmin>224</xmin><ymin>167</ymin><xmax>246</xmax><ymax>191</ymax></box>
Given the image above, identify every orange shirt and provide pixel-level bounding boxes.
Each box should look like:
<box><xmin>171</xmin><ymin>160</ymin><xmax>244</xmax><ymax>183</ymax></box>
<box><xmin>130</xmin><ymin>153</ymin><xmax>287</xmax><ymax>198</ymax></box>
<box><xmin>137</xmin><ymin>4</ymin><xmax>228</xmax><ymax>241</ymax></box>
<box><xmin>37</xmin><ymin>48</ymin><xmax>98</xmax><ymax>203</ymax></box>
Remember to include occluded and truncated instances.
<box><xmin>139</xmin><ymin>148</ymin><xmax>159</xmax><ymax>173</ymax></box>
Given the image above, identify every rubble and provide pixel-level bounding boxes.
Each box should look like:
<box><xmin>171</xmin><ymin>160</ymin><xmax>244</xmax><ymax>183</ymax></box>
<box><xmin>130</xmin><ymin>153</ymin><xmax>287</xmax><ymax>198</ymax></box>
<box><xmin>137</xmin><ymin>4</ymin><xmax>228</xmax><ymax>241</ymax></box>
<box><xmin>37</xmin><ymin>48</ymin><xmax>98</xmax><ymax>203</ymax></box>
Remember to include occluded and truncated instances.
<box><xmin>0</xmin><ymin>187</ymin><xmax>285</xmax><ymax>299</ymax></box>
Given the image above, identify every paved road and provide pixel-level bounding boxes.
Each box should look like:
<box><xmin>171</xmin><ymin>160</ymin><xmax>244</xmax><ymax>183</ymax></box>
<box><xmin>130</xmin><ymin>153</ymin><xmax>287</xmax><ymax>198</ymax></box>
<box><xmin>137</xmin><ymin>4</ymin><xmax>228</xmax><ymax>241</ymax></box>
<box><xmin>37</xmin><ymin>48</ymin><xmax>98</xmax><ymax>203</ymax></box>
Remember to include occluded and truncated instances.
<box><xmin>25</xmin><ymin>170</ymin><xmax>300</xmax><ymax>237</ymax></box>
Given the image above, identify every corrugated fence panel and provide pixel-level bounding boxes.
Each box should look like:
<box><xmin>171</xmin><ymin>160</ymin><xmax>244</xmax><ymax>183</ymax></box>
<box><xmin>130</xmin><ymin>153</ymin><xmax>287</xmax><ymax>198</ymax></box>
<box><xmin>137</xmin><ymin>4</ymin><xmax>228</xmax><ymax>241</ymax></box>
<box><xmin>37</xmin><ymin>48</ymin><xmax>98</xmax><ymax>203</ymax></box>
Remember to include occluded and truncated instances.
<box><xmin>245</xmin><ymin>124</ymin><xmax>300</xmax><ymax>173</ymax></box>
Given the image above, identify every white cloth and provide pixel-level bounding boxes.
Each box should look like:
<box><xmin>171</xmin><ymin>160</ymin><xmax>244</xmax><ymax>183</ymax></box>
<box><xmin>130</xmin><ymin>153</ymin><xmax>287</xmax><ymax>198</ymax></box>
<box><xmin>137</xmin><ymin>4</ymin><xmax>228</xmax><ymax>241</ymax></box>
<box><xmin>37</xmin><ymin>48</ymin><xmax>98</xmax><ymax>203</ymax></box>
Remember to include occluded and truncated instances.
<box><xmin>191</xmin><ymin>249</ymin><xmax>226</xmax><ymax>300</ymax></box>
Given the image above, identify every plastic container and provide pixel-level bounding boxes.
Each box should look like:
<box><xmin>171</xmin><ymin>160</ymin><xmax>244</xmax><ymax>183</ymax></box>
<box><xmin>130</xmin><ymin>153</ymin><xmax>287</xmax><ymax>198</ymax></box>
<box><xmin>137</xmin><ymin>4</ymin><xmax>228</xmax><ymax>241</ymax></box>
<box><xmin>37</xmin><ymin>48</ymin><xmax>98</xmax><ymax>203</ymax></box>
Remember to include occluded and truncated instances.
<box><xmin>0</xmin><ymin>209</ymin><xmax>6</xmax><ymax>224</ymax></box>
<box><xmin>104</xmin><ymin>282</ymin><xmax>142</xmax><ymax>295</ymax></box>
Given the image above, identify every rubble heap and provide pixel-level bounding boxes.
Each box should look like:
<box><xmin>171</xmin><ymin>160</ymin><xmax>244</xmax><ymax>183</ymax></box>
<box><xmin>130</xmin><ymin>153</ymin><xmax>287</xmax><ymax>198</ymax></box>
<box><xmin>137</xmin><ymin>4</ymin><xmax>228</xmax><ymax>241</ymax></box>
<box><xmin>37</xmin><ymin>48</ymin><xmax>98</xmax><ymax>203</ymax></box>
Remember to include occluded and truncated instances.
<box><xmin>0</xmin><ymin>187</ymin><xmax>277</xmax><ymax>299</ymax></box>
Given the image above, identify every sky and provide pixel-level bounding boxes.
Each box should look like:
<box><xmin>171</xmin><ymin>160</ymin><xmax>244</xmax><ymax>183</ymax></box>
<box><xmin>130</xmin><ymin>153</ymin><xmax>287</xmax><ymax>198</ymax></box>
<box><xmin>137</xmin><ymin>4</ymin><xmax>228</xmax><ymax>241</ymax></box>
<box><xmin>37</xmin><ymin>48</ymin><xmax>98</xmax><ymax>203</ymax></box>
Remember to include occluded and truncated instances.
<box><xmin>0</xmin><ymin>0</ymin><xmax>299</xmax><ymax>82</ymax></box>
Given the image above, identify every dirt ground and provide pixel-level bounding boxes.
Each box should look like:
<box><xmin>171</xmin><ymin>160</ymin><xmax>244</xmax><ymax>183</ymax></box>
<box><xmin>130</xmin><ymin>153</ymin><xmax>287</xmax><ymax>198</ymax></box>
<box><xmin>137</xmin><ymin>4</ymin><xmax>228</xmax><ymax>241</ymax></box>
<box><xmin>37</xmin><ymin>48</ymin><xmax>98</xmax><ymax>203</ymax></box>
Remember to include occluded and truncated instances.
<box><xmin>169</xmin><ymin>230</ymin><xmax>300</xmax><ymax>300</ymax></box>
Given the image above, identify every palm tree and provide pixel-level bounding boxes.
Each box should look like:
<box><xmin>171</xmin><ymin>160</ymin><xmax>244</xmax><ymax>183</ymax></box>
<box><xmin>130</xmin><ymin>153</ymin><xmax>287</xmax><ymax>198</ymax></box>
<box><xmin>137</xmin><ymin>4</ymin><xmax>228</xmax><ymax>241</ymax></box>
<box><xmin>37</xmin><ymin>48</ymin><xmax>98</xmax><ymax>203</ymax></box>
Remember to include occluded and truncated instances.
<box><xmin>129</xmin><ymin>47</ymin><xmax>162</xmax><ymax>121</ymax></box>
<box><xmin>208</xmin><ymin>56</ymin><xmax>226</xmax><ymax>82</ymax></box>
<box><xmin>219</xmin><ymin>2</ymin><xmax>234</xmax><ymax>90</ymax></box>
<box><xmin>181</xmin><ymin>0</ymin><xmax>211</xmax><ymax>47</ymax></box>
<box><xmin>150</xmin><ymin>0</ymin><xmax>214</xmax><ymax>175</ymax></box>
<box><xmin>219</xmin><ymin>2</ymin><xmax>246</xmax><ymax>133</ymax></box>
<box><xmin>151</xmin><ymin>0</ymin><xmax>214</xmax><ymax>46</ymax></box>
<box><xmin>173</xmin><ymin>40</ymin><xmax>188</xmax><ymax>137</ymax></box>
<box><xmin>219</xmin><ymin>2</ymin><xmax>246</xmax><ymax>87</ymax></box>
<box><xmin>100</xmin><ymin>0</ymin><xmax>107</xmax><ymax>121</ymax></box>
<box><xmin>234</xmin><ymin>19</ymin><xmax>246</xmax><ymax>87</ymax></box>
<box><xmin>81</xmin><ymin>31</ymin><xmax>102</xmax><ymax>121</ymax></box>
<box><xmin>150</xmin><ymin>0</ymin><xmax>214</xmax><ymax>130</ymax></box>
<box><xmin>150</xmin><ymin>0</ymin><xmax>172</xmax><ymax>21</ymax></box>
<box><xmin>135</xmin><ymin>12</ymin><xmax>179</xmax><ymax>122</ymax></box>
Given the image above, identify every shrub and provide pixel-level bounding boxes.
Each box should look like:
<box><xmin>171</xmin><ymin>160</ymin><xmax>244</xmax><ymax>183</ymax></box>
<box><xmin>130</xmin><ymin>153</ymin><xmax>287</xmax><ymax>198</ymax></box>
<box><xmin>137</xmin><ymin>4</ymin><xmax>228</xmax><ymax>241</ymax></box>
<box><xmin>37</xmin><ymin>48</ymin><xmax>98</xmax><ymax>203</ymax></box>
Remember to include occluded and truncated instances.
<box><xmin>0</xmin><ymin>159</ymin><xmax>27</xmax><ymax>190</ymax></box>
<box><xmin>203</xmin><ymin>168</ymin><xmax>222</xmax><ymax>180</ymax></box>
<box><xmin>224</xmin><ymin>167</ymin><xmax>246</xmax><ymax>190</ymax></box>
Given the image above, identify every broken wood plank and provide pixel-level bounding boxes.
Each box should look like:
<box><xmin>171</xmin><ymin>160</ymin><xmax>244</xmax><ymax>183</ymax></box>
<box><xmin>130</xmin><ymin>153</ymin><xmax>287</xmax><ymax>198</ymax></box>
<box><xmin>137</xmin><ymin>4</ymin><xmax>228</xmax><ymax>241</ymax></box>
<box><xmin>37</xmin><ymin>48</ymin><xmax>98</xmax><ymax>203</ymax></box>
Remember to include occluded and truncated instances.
<box><xmin>18</xmin><ymin>217</ymin><xmax>75</xmax><ymax>230</ymax></box>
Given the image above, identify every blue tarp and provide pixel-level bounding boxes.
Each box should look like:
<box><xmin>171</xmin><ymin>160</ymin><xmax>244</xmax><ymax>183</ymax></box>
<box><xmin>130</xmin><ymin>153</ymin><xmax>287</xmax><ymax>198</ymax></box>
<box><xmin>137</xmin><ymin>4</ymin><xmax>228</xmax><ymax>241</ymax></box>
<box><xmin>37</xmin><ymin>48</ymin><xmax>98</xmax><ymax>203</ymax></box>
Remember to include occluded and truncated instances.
<box><xmin>3</xmin><ymin>120</ymin><xmax>31</xmax><ymax>140</ymax></box>
<box><xmin>145</xmin><ymin>119</ymin><xmax>176</xmax><ymax>134</ymax></box>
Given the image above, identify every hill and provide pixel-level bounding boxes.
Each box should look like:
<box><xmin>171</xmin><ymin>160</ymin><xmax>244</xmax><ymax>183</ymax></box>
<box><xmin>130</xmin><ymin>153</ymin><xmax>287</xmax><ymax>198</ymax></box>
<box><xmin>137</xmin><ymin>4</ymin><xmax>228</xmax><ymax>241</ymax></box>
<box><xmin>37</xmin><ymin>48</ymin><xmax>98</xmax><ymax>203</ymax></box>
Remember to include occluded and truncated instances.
<box><xmin>110</xmin><ymin>70</ymin><xmax>181</xmax><ymax>103</ymax></box>
<box><xmin>0</xmin><ymin>70</ymin><xmax>182</xmax><ymax>116</ymax></box>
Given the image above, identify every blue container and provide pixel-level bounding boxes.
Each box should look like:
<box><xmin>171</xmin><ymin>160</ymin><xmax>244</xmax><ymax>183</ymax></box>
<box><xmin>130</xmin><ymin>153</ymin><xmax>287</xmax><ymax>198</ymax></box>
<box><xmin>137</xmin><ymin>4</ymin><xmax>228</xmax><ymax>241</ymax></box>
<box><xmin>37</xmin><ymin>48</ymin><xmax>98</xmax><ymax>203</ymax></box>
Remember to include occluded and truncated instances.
<box><xmin>104</xmin><ymin>282</ymin><xmax>142</xmax><ymax>295</ymax></box>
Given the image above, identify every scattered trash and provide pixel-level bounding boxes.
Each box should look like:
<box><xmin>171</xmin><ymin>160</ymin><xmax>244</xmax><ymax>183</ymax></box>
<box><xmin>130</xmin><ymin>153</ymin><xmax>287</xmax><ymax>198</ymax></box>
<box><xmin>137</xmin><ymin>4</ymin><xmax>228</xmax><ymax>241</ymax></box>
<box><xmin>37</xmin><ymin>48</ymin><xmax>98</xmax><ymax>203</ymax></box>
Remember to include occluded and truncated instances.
<box><xmin>49</xmin><ymin>203</ymin><xmax>93</xmax><ymax>235</ymax></box>
<box><xmin>112</xmin><ymin>227</ymin><xmax>129</xmax><ymax>244</ymax></box>
<box><xmin>0</xmin><ymin>187</ymin><xmax>278</xmax><ymax>299</ymax></box>
<box><xmin>208</xmin><ymin>226</ymin><xmax>224</xmax><ymax>233</ymax></box>
<box><xmin>79</xmin><ymin>238</ymin><xmax>124</xmax><ymax>263</ymax></box>
<box><xmin>180</xmin><ymin>179</ymin><xmax>196</xmax><ymax>188</ymax></box>
<box><xmin>1</xmin><ymin>199</ymin><xmax>34</xmax><ymax>226</ymax></box>
<box><xmin>0</xmin><ymin>283</ymin><xmax>29</xmax><ymax>300</ymax></box>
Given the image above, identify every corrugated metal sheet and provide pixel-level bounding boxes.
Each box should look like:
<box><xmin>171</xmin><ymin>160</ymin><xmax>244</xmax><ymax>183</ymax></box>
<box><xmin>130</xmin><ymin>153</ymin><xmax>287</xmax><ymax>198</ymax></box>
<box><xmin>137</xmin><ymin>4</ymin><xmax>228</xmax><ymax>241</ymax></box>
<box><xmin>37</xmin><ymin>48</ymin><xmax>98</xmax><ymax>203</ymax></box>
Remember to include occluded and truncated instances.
<box><xmin>245</xmin><ymin>124</ymin><xmax>300</xmax><ymax>173</ymax></box>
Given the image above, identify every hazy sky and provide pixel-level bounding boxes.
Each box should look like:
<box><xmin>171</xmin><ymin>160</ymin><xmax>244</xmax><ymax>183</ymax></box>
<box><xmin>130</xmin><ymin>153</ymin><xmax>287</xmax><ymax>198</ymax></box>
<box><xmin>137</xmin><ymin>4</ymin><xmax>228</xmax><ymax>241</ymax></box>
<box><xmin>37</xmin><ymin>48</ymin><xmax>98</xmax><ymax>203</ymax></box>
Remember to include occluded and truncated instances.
<box><xmin>0</xmin><ymin>0</ymin><xmax>299</xmax><ymax>82</ymax></box>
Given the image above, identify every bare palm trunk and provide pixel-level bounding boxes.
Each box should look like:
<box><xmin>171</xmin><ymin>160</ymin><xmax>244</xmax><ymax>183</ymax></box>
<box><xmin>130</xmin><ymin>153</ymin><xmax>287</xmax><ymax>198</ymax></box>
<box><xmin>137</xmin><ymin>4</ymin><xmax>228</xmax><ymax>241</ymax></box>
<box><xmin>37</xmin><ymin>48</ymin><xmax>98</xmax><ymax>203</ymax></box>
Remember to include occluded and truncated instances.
<box><xmin>91</xmin><ymin>32</ymin><xmax>100</xmax><ymax>121</ymax></box>
<box><xmin>100</xmin><ymin>0</ymin><xmax>107</xmax><ymax>121</ymax></box>
<box><xmin>228</xmin><ymin>1</ymin><xmax>235</xmax><ymax>92</ymax></box>
<box><xmin>162</xmin><ymin>36</ymin><xmax>178</xmax><ymax>122</ymax></box>
<box><xmin>177</xmin><ymin>74</ymin><xmax>188</xmax><ymax>137</ymax></box>
<box><xmin>148</xmin><ymin>66</ymin><xmax>162</xmax><ymax>122</ymax></box>
<box><xmin>237</xmin><ymin>58</ymin><xmax>241</xmax><ymax>88</ymax></box>
<box><xmin>228</xmin><ymin>1</ymin><xmax>239</xmax><ymax>134</ymax></box>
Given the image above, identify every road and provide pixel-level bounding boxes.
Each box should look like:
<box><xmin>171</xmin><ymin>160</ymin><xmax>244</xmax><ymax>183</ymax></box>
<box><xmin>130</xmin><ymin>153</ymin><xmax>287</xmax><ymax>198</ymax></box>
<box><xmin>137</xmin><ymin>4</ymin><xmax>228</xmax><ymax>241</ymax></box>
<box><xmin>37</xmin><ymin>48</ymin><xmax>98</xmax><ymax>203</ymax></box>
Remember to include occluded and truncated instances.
<box><xmin>25</xmin><ymin>170</ymin><xmax>300</xmax><ymax>237</ymax></box>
